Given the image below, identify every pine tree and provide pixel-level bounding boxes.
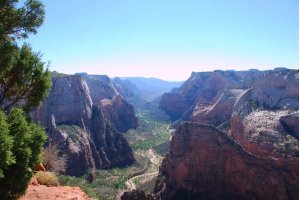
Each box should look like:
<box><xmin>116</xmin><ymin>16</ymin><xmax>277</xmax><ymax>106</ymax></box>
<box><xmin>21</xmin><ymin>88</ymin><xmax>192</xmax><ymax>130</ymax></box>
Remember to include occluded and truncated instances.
<box><xmin>0</xmin><ymin>0</ymin><xmax>50</xmax><ymax>112</ymax></box>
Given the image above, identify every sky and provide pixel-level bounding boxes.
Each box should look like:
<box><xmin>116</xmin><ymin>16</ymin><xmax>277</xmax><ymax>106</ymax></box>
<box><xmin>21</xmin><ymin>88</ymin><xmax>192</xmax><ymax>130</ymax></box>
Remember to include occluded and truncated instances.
<box><xmin>24</xmin><ymin>0</ymin><xmax>299</xmax><ymax>81</ymax></box>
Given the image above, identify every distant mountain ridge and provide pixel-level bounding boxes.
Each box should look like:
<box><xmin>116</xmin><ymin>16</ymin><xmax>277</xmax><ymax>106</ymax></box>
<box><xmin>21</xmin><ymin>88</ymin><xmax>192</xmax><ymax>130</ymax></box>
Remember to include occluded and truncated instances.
<box><xmin>118</xmin><ymin>77</ymin><xmax>183</xmax><ymax>101</ymax></box>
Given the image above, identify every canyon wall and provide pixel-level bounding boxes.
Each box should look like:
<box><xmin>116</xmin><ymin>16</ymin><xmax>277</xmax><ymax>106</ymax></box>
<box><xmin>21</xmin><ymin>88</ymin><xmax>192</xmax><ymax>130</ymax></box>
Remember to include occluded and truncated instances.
<box><xmin>32</xmin><ymin>74</ymin><xmax>138</xmax><ymax>176</ymax></box>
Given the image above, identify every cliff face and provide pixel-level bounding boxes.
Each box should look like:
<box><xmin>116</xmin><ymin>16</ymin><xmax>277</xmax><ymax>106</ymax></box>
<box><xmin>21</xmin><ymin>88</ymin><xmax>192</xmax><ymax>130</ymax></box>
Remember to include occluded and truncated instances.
<box><xmin>33</xmin><ymin>74</ymin><xmax>137</xmax><ymax>176</ymax></box>
<box><xmin>33</xmin><ymin>75</ymin><xmax>93</xmax><ymax>130</ymax></box>
<box><xmin>191</xmin><ymin>89</ymin><xmax>245</xmax><ymax>127</ymax></box>
<box><xmin>160</xmin><ymin>71</ymin><xmax>243</xmax><ymax>120</ymax></box>
<box><xmin>84</xmin><ymin>74</ymin><xmax>138</xmax><ymax>132</ymax></box>
<box><xmin>150</xmin><ymin>69</ymin><xmax>299</xmax><ymax>200</ymax></box>
<box><xmin>159</xmin><ymin>70</ymin><xmax>262</xmax><ymax>121</ymax></box>
<box><xmin>154</xmin><ymin>122</ymin><xmax>298</xmax><ymax>200</ymax></box>
<box><xmin>251</xmin><ymin>69</ymin><xmax>299</xmax><ymax>110</ymax></box>
<box><xmin>99</xmin><ymin>95</ymin><xmax>138</xmax><ymax>133</ymax></box>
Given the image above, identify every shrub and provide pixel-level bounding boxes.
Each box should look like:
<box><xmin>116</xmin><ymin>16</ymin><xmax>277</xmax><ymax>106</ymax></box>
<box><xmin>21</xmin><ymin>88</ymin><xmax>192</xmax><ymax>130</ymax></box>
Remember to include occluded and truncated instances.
<box><xmin>0</xmin><ymin>109</ymin><xmax>46</xmax><ymax>200</ymax></box>
<box><xmin>0</xmin><ymin>111</ymin><xmax>14</xmax><ymax>179</ymax></box>
<box><xmin>35</xmin><ymin>171</ymin><xmax>59</xmax><ymax>186</ymax></box>
<box><xmin>43</xmin><ymin>145</ymin><xmax>67</xmax><ymax>174</ymax></box>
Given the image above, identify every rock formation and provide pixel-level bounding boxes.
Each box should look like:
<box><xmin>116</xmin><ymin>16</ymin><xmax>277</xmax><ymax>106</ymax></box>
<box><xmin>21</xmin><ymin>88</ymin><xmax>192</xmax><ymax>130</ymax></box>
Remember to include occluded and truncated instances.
<box><xmin>160</xmin><ymin>70</ymin><xmax>263</xmax><ymax>121</ymax></box>
<box><xmin>154</xmin><ymin>122</ymin><xmax>298</xmax><ymax>200</ymax></box>
<box><xmin>121</xmin><ymin>189</ymin><xmax>154</xmax><ymax>200</ymax></box>
<box><xmin>32</xmin><ymin>74</ymin><xmax>137</xmax><ymax>176</ymax></box>
<box><xmin>122</xmin><ymin>69</ymin><xmax>298</xmax><ymax>200</ymax></box>
<box><xmin>98</xmin><ymin>95</ymin><xmax>138</xmax><ymax>132</ymax></box>
<box><xmin>251</xmin><ymin>69</ymin><xmax>299</xmax><ymax>110</ymax></box>
<box><xmin>83</xmin><ymin>74</ymin><xmax>138</xmax><ymax>132</ymax></box>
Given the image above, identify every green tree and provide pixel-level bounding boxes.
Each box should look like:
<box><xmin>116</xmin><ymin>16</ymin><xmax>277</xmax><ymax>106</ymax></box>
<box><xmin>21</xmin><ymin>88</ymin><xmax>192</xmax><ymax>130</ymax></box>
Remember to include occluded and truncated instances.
<box><xmin>0</xmin><ymin>110</ymin><xmax>14</xmax><ymax>179</ymax></box>
<box><xmin>0</xmin><ymin>0</ymin><xmax>45</xmax><ymax>41</ymax></box>
<box><xmin>0</xmin><ymin>43</ymin><xmax>51</xmax><ymax>112</ymax></box>
<box><xmin>0</xmin><ymin>0</ymin><xmax>50</xmax><ymax>112</ymax></box>
<box><xmin>0</xmin><ymin>109</ymin><xmax>46</xmax><ymax>199</ymax></box>
<box><xmin>0</xmin><ymin>0</ymin><xmax>50</xmax><ymax>199</ymax></box>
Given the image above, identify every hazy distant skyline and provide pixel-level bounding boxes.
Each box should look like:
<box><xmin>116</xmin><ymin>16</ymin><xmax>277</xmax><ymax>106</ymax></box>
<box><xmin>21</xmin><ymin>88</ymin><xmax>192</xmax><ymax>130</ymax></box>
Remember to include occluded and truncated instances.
<box><xmin>25</xmin><ymin>0</ymin><xmax>298</xmax><ymax>81</ymax></box>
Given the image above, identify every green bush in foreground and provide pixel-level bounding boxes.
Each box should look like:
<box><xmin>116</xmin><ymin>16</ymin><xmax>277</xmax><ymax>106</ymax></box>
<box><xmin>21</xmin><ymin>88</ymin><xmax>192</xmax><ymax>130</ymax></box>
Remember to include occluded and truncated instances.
<box><xmin>0</xmin><ymin>109</ymin><xmax>46</xmax><ymax>200</ymax></box>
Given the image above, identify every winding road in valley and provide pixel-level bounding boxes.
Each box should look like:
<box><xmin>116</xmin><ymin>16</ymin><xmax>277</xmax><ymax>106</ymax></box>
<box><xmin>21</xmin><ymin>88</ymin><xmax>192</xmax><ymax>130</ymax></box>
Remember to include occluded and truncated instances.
<box><xmin>117</xmin><ymin>149</ymin><xmax>163</xmax><ymax>199</ymax></box>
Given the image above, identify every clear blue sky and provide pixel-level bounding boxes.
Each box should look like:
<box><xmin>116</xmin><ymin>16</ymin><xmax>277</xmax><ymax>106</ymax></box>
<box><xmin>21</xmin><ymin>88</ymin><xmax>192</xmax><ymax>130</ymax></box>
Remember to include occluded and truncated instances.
<box><xmin>25</xmin><ymin>0</ymin><xmax>298</xmax><ymax>81</ymax></box>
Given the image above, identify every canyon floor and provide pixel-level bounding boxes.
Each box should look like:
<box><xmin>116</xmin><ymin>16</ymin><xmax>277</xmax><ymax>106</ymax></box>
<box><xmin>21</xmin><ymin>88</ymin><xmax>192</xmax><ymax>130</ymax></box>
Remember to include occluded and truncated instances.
<box><xmin>116</xmin><ymin>149</ymin><xmax>164</xmax><ymax>199</ymax></box>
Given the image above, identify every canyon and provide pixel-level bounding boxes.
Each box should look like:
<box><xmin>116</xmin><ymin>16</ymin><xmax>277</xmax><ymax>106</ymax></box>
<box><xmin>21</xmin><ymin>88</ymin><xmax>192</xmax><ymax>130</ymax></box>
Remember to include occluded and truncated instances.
<box><xmin>30</xmin><ymin>69</ymin><xmax>298</xmax><ymax>200</ymax></box>
<box><xmin>123</xmin><ymin>68</ymin><xmax>299</xmax><ymax>200</ymax></box>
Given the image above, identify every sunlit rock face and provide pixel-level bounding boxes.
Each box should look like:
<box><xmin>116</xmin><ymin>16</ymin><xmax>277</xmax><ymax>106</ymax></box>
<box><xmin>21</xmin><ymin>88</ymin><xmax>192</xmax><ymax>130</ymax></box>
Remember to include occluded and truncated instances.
<box><xmin>160</xmin><ymin>69</ymin><xmax>298</xmax><ymax>122</ymax></box>
<box><xmin>32</xmin><ymin>74</ymin><xmax>137</xmax><ymax>176</ymax></box>
<box><xmin>159</xmin><ymin>70</ymin><xmax>255</xmax><ymax>121</ymax></box>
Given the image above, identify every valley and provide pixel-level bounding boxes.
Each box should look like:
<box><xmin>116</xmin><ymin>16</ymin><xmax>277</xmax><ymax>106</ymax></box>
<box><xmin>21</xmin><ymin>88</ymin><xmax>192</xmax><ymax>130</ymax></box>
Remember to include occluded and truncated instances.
<box><xmin>1</xmin><ymin>2</ymin><xmax>298</xmax><ymax>200</ymax></box>
<box><xmin>58</xmin><ymin>104</ymin><xmax>174</xmax><ymax>200</ymax></box>
<box><xmin>22</xmin><ymin>69</ymin><xmax>299</xmax><ymax>200</ymax></box>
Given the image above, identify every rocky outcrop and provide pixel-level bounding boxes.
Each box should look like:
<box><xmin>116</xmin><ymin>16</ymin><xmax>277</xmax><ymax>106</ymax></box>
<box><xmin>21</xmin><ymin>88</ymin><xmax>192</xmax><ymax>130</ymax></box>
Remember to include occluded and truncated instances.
<box><xmin>32</xmin><ymin>74</ymin><xmax>137</xmax><ymax>176</ymax></box>
<box><xmin>251</xmin><ymin>69</ymin><xmax>299</xmax><ymax>109</ymax></box>
<box><xmin>191</xmin><ymin>89</ymin><xmax>245</xmax><ymax>127</ymax></box>
<box><xmin>154</xmin><ymin>122</ymin><xmax>298</xmax><ymax>200</ymax></box>
<box><xmin>121</xmin><ymin>189</ymin><xmax>154</xmax><ymax>200</ymax></box>
<box><xmin>230</xmin><ymin>109</ymin><xmax>298</xmax><ymax>159</ymax></box>
<box><xmin>280</xmin><ymin>112</ymin><xmax>299</xmax><ymax>139</ymax></box>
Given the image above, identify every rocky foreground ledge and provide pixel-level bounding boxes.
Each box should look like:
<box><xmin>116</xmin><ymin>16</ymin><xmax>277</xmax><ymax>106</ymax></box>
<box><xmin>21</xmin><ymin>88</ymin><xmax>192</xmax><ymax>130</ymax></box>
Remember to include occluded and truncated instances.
<box><xmin>20</xmin><ymin>184</ymin><xmax>89</xmax><ymax>200</ymax></box>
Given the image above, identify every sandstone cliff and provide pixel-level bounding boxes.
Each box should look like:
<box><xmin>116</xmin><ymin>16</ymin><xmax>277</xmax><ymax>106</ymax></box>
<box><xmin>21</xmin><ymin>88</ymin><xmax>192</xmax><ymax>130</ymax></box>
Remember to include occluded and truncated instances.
<box><xmin>32</xmin><ymin>74</ymin><xmax>137</xmax><ymax>176</ymax></box>
<box><xmin>154</xmin><ymin>122</ymin><xmax>298</xmax><ymax>200</ymax></box>
<box><xmin>160</xmin><ymin>70</ymin><xmax>262</xmax><ymax>121</ymax></box>
<box><xmin>83</xmin><ymin>74</ymin><xmax>138</xmax><ymax>132</ymax></box>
